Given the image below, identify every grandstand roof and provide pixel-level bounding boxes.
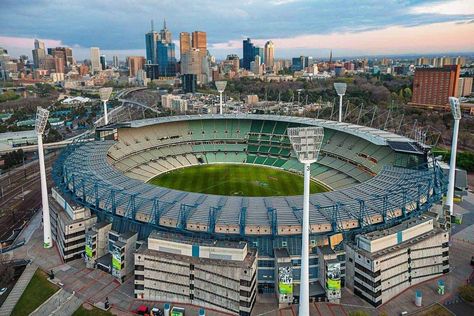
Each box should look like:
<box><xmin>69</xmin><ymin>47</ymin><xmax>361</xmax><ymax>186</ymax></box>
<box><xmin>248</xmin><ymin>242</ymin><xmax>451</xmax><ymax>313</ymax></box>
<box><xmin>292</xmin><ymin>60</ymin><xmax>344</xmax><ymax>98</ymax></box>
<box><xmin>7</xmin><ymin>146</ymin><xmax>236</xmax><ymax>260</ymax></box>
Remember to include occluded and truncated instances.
<box><xmin>125</xmin><ymin>114</ymin><xmax>413</xmax><ymax>146</ymax></box>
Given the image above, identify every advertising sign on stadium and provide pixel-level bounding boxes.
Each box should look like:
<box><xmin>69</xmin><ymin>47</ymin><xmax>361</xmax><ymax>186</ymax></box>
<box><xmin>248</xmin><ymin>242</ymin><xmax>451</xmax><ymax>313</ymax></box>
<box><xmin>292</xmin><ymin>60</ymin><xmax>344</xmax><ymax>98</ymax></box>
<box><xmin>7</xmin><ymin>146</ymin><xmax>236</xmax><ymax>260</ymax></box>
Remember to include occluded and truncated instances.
<box><xmin>85</xmin><ymin>235</ymin><xmax>93</xmax><ymax>258</ymax></box>
<box><xmin>278</xmin><ymin>266</ymin><xmax>293</xmax><ymax>294</ymax></box>
<box><xmin>112</xmin><ymin>248</ymin><xmax>121</xmax><ymax>271</ymax></box>
<box><xmin>326</xmin><ymin>262</ymin><xmax>341</xmax><ymax>291</ymax></box>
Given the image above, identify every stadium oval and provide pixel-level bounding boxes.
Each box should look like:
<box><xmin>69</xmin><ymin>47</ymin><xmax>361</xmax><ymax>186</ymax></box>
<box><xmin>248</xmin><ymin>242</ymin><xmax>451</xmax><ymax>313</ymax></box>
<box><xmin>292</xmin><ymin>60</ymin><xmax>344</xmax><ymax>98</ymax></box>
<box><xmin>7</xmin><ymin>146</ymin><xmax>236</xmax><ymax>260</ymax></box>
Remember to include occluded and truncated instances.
<box><xmin>53</xmin><ymin>114</ymin><xmax>445</xmax><ymax>243</ymax></box>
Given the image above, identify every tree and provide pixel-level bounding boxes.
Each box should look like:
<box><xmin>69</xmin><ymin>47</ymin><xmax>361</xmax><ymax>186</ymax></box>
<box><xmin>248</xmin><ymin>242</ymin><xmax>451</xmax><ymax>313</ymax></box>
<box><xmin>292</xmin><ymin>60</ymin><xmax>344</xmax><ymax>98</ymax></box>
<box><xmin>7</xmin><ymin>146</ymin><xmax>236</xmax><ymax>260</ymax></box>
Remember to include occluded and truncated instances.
<box><xmin>0</xmin><ymin>254</ymin><xmax>14</xmax><ymax>285</ymax></box>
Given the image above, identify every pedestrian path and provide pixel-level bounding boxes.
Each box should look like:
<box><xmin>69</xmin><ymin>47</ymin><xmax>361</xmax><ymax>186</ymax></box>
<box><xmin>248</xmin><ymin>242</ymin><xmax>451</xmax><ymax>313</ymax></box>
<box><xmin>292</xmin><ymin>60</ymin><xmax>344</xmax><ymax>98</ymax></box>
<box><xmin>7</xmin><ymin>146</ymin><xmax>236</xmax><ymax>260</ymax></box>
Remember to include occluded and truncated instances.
<box><xmin>30</xmin><ymin>288</ymin><xmax>83</xmax><ymax>316</ymax></box>
<box><xmin>0</xmin><ymin>263</ymin><xmax>38</xmax><ymax>316</ymax></box>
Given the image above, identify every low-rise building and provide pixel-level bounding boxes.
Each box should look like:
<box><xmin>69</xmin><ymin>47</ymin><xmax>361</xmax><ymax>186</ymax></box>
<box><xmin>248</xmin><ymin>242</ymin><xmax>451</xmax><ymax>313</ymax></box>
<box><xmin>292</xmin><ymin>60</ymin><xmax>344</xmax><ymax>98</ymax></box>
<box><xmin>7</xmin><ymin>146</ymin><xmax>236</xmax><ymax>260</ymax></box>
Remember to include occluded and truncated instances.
<box><xmin>345</xmin><ymin>217</ymin><xmax>449</xmax><ymax>307</ymax></box>
<box><xmin>84</xmin><ymin>222</ymin><xmax>112</xmax><ymax>268</ymax></box>
<box><xmin>134</xmin><ymin>231</ymin><xmax>258</xmax><ymax>315</ymax></box>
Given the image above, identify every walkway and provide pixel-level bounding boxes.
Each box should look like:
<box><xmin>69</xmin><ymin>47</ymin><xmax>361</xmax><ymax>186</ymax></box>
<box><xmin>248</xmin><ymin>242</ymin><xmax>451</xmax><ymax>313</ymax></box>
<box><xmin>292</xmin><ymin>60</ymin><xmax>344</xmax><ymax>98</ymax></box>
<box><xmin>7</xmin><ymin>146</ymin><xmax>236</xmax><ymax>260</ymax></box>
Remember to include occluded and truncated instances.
<box><xmin>0</xmin><ymin>263</ymin><xmax>38</xmax><ymax>316</ymax></box>
<box><xmin>30</xmin><ymin>288</ymin><xmax>84</xmax><ymax>316</ymax></box>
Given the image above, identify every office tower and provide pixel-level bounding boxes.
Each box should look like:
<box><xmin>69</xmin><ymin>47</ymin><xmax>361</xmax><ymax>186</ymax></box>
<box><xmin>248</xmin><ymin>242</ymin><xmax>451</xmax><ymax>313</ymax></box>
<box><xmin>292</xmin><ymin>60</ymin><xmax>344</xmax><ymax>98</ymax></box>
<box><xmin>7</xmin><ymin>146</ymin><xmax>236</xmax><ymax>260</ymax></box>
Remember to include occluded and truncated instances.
<box><xmin>90</xmin><ymin>47</ymin><xmax>101</xmax><ymax>73</ymax></box>
<box><xmin>40</xmin><ymin>55</ymin><xmax>56</xmax><ymax>72</ymax></box>
<box><xmin>127</xmin><ymin>56</ymin><xmax>146</xmax><ymax>77</ymax></box>
<box><xmin>192</xmin><ymin>31</ymin><xmax>207</xmax><ymax>62</ymax></box>
<box><xmin>182</xmin><ymin>74</ymin><xmax>197</xmax><ymax>93</ymax></box>
<box><xmin>243</xmin><ymin>38</ymin><xmax>255</xmax><ymax>70</ymax></box>
<box><xmin>226</xmin><ymin>54</ymin><xmax>240</xmax><ymax>72</ymax></box>
<box><xmin>145</xmin><ymin>20</ymin><xmax>160</xmax><ymax>64</ymax></box>
<box><xmin>181</xmin><ymin>48</ymin><xmax>201</xmax><ymax>75</ymax></box>
<box><xmin>457</xmin><ymin>77</ymin><xmax>473</xmax><ymax>97</ymax></box>
<box><xmin>32</xmin><ymin>39</ymin><xmax>46</xmax><ymax>69</ymax></box>
<box><xmin>254</xmin><ymin>46</ymin><xmax>264</xmax><ymax>65</ymax></box>
<box><xmin>160</xmin><ymin>19</ymin><xmax>172</xmax><ymax>44</ymax></box>
<box><xmin>100</xmin><ymin>55</ymin><xmax>106</xmax><ymax>70</ymax></box>
<box><xmin>54</xmin><ymin>55</ymin><xmax>65</xmax><ymax>73</ymax></box>
<box><xmin>416</xmin><ymin>57</ymin><xmax>430</xmax><ymax>66</ymax></box>
<box><xmin>454</xmin><ymin>56</ymin><xmax>466</xmax><ymax>67</ymax></box>
<box><xmin>412</xmin><ymin>65</ymin><xmax>460</xmax><ymax>107</ymax></box>
<box><xmin>291</xmin><ymin>57</ymin><xmax>303</xmax><ymax>71</ymax></box>
<box><xmin>252</xmin><ymin>55</ymin><xmax>262</xmax><ymax>75</ymax></box>
<box><xmin>264</xmin><ymin>41</ymin><xmax>274</xmax><ymax>68</ymax></box>
<box><xmin>179</xmin><ymin>32</ymin><xmax>191</xmax><ymax>60</ymax></box>
<box><xmin>145</xmin><ymin>63</ymin><xmax>160</xmax><ymax>80</ymax></box>
<box><xmin>157</xmin><ymin>41</ymin><xmax>177</xmax><ymax>77</ymax></box>
<box><xmin>113</xmin><ymin>55</ymin><xmax>119</xmax><ymax>68</ymax></box>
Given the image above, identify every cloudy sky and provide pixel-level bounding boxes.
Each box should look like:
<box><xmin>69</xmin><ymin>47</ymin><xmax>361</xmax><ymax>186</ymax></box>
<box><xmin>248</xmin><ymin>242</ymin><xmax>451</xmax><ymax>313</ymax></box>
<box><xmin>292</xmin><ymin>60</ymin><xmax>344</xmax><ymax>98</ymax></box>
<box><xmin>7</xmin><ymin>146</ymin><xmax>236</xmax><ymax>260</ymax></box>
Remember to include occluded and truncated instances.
<box><xmin>1</xmin><ymin>0</ymin><xmax>473</xmax><ymax>60</ymax></box>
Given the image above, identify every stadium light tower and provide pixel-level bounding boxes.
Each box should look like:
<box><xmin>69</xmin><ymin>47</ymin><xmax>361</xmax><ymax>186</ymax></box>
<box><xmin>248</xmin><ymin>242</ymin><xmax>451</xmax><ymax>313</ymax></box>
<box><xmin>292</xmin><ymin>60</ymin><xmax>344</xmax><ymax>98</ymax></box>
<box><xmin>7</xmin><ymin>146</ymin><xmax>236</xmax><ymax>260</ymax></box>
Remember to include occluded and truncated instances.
<box><xmin>288</xmin><ymin>126</ymin><xmax>324</xmax><ymax>316</ymax></box>
<box><xmin>334</xmin><ymin>83</ymin><xmax>347</xmax><ymax>122</ymax></box>
<box><xmin>35</xmin><ymin>107</ymin><xmax>52</xmax><ymax>248</ymax></box>
<box><xmin>99</xmin><ymin>87</ymin><xmax>113</xmax><ymax>125</ymax></box>
<box><xmin>215</xmin><ymin>81</ymin><xmax>227</xmax><ymax>114</ymax></box>
<box><xmin>446</xmin><ymin>97</ymin><xmax>461</xmax><ymax>215</ymax></box>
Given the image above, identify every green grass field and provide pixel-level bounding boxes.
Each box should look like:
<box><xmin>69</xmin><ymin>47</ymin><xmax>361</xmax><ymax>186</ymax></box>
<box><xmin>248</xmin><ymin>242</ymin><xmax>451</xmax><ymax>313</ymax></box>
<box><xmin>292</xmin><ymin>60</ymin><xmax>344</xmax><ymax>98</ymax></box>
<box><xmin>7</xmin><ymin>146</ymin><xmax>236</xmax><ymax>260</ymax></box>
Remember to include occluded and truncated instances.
<box><xmin>148</xmin><ymin>164</ymin><xmax>328</xmax><ymax>196</ymax></box>
<box><xmin>11</xmin><ymin>269</ymin><xmax>59</xmax><ymax>316</ymax></box>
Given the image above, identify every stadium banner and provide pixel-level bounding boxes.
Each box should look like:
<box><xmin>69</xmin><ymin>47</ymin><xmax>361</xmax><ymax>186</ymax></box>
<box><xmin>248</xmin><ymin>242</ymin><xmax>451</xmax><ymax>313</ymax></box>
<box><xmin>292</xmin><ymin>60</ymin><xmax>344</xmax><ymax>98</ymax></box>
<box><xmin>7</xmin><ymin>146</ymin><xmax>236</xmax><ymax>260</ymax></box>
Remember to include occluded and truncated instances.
<box><xmin>112</xmin><ymin>248</ymin><xmax>121</xmax><ymax>270</ymax></box>
<box><xmin>85</xmin><ymin>235</ymin><xmax>93</xmax><ymax>258</ymax></box>
<box><xmin>326</xmin><ymin>262</ymin><xmax>341</xmax><ymax>290</ymax></box>
<box><xmin>278</xmin><ymin>266</ymin><xmax>293</xmax><ymax>294</ymax></box>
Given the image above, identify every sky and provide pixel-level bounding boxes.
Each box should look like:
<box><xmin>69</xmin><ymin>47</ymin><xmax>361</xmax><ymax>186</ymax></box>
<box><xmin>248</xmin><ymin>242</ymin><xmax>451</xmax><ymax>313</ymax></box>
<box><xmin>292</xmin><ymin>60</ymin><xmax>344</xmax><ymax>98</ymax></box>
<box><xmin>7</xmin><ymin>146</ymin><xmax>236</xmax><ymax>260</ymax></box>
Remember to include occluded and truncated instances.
<box><xmin>1</xmin><ymin>0</ymin><xmax>474</xmax><ymax>60</ymax></box>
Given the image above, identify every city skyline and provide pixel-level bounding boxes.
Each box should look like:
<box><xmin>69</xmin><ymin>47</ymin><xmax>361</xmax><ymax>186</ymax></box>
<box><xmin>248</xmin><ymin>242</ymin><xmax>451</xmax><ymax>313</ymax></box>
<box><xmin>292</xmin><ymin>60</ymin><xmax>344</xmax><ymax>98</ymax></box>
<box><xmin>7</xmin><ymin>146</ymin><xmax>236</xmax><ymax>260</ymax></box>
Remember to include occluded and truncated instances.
<box><xmin>1</xmin><ymin>0</ymin><xmax>474</xmax><ymax>60</ymax></box>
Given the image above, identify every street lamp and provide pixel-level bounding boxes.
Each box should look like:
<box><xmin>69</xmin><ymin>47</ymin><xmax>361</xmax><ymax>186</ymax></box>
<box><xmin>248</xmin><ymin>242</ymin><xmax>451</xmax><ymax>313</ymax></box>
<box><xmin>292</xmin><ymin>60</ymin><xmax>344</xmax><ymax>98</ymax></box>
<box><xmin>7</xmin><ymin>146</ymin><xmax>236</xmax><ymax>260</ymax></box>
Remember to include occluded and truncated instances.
<box><xmin>334</xmin><ymin>83</ymin><xmax>347</xmax><ymax>122</ymax></box>
<box><xmin>446</xmin><ymin>97</ymin><xmax>461</xmax><ymax>216</ymax></box>
<box><xmin>99</xmin><ymin>87</ymin><xmax>113</xmax><ymax>125</ymax></box>
<box><xmin>35</xmin><ymin>107</ymin><xmax>52</xmax><ymax>248</ymax></box>
<box><xmin>215</xmin><ymin>81</ymin><xmax>227</xmax><ymax>114</ymax></box>
<box><xmin>288</xmin><ymin>126</ymin><xmax>324</xmax><ymax>316</ymax></box>
<box><xmin>297</xmin><ymin>89</ymin><xmax>303</xmax><ymax>105</ymax></box>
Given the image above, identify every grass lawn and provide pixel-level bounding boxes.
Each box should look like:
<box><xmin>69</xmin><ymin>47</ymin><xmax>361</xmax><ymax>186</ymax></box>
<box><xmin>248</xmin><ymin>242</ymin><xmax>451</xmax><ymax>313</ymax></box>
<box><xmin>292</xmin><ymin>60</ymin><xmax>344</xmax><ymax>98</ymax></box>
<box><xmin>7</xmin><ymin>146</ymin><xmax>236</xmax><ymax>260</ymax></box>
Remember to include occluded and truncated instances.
<box><xmin>148</xmin><ymin>164</ymin><xmax>328</xmax><ymax>196</ymax></box>
<box><xmin>72</xmin><ymin>304</ymin><xmax>114</xmax><ymax>316</ymax></box>
<box><xmin>11</xmin><ymin>269</ymin><xmax>59</xmax><ymax>316</ymax></box>
<box><xmin>413</xmin><ymin>303</ymin><xmax>453</xmax><ymax>316</ymax></box>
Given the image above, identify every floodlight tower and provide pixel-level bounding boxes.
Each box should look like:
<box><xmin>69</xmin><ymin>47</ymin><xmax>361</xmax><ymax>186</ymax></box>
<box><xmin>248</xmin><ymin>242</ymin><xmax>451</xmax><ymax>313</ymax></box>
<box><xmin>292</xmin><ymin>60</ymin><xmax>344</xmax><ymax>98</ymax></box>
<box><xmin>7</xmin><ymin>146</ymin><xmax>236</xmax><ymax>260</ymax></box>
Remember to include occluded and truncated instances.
<box><xmin>446</xmin><ymin>97</ymin><xmax>461</xmax><ymax>215</ymax></box>
<box><xmin>99</xmin><ymin>87</ymin><xmax>113</xmax><ymax>125</ymax></box>
<box><xmin>334</xmin><ymin>83</ymin><xmax>347</xmax><ymax>122</ymax></box>
<box><xmin>35</xmin><ymin>107</ymin><xmax>52</xmax><ymax>248</ymax></box>
<box><xmin>215</xmin><ymin>81</ymin><xmax>227</xmax><ymax>114</ymax></box>
<box><xmin>288</xmin><ymin>126</ymin><xmax>324</xmax><ymax>316</ymax></box>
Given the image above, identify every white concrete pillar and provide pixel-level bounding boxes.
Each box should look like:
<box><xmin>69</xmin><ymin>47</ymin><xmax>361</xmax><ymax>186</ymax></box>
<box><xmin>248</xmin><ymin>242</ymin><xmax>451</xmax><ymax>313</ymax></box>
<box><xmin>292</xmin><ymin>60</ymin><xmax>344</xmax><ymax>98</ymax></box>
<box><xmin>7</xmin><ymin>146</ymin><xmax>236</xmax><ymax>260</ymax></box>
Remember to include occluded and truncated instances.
<box><xmin>299</xmin><ymin>162</ymin><xmax>310</xmax><ymax>316</ymax></box>
<box><xmin>446</xmin><ymin>118</ymin><xmax>460</xmax><ymax>215</ymax></box>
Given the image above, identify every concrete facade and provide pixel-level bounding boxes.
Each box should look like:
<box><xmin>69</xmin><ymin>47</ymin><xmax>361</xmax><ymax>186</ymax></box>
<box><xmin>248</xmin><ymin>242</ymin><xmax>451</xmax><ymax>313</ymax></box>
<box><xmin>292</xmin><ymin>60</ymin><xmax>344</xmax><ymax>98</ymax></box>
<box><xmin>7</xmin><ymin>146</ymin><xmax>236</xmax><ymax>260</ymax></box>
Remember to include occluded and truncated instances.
<box><xmin>84</xmin><ymin>222</ymin><xmax>112</xmax><ymax>268</ymax></box>
<box><xmin>134</xmin><ymin>231</ymin><xmax>257</xmax><ymax>315</ymax></box>
<box><xmin>345</xmin><ymin>217</ymin><xmax>449</xmax><ymax>306</ymax></box>
<box><xmin>49</xmin><ymin>187</ymin><xmax>97</xmax><ymax>262</ymax></box>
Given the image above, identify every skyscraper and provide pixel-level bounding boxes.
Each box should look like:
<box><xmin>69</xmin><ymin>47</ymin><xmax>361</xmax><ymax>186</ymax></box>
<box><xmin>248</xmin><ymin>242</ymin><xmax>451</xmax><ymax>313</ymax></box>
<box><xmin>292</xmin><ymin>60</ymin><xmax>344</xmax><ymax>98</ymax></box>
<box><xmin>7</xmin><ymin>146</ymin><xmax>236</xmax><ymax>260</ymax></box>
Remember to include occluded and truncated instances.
<box><xmin>32</xmin><ymin>39</ymin><xmax>46</xmax><ymax>69</ymax></box>
<box><xmin>181</xmin><ymin>48</ymin><xmax>201</xmax><ymax>75</ymax></box>
<box><xmin>157</xmin><ymin>41</ymin><xmax>176</xmax><ymax>77</ymax></box>
<box><xmin>192</xmin><ymin>31</ymin><xmax>207</xmax><ymax>62</ymax></box>
<box><xmin>127</xmin><ymin>56</ymin><xmax>146</xmax><ymax>77</ymax></box>
<box><xmin>412</xmin><ymin>65</ymin><xmax>460</xmax><ymax>108</ymax></box>
<box><xmin>145</xmin><ymin>20</ymin><xmax>160</xmax><ymax>64</ymax></box>
<box><xmin>179</xmin><ymin>32</ymin><xmax>191</xmax><ymax>60</ymax></box>
<box><xmin>113</xmin><ymin>55</ymin><xmax>119</xmax><ymax>68</ymax></box>
<box><xmin>264</xmin><ymin>41</ymin><xmax>274</xmax><ymax>68</ymax></box>
<box><xmin>160</xmin><ymin>19</ymin><xmax>172</xmax><ymax>44</ymax></box>
<box><xmin>90</xmin><ymin>47</ymin><xmax>101</xmax><ymax>73</ymax></box>
<box><xmin>100</xmin><ymin>55</ymin><xmax>107</xmax><ymax>70</ymax></box>
<box><xmin>243</xmin><ymin>38</ymin><xmax>255</xmax><ymax>70</ymax></box>
<box><xmin>254</xmin><ymin>46</ymin><xmax>264</xmax><ymax>65</ymax></box>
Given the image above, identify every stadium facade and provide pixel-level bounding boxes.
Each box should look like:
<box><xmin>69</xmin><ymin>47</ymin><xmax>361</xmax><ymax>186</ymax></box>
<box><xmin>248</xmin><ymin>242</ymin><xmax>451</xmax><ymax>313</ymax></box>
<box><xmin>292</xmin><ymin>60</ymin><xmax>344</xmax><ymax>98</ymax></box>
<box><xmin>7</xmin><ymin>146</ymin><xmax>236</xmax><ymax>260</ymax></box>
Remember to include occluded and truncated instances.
<box><xmin>52</xmin><ymin>114</ymin><xmax>447</xmax><ymax>309</ymax></box>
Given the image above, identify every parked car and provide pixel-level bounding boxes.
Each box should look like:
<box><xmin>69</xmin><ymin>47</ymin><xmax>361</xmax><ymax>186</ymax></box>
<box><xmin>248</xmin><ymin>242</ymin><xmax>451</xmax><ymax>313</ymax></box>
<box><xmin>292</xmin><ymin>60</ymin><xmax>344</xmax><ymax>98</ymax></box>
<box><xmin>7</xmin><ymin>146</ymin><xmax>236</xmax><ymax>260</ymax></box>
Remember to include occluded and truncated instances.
<box><xmin>135</xmin><ymin>305</ymin><xmax>149</xmax><ymax>315</ymax></box>
<box><xmin>0</xmin><ymin>288</ymin><xmax>7</xmax><ymax>296</ymax></box>
<box><xmin>151</xmin><ymin>307</ymin><xmax>163</xmax><ymax>316</ymax></box>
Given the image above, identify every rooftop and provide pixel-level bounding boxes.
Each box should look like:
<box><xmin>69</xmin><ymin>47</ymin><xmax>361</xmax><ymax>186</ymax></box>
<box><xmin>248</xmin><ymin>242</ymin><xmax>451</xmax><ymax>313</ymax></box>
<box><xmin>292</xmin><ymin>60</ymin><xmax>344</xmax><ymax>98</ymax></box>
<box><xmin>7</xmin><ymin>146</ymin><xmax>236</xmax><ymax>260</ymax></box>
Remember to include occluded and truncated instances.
<box><xmin>149</xmin><ymin>230</ymin><xmax>247</xmax><ymax>250</ymax></box>
<box><xmin>361</xmin><ymin>216</ymin><xmax>433</xmax><ymax>241</ymax></box>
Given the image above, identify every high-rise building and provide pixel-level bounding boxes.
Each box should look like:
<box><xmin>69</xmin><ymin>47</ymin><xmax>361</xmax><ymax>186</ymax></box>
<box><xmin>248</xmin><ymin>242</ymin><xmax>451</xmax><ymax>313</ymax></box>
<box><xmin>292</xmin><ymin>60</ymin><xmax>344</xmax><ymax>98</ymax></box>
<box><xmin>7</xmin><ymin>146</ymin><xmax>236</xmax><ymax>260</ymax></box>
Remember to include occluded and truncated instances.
<box><xmin>157</xmin><ymin>41</ymin><xmax>177</xmax><ymax>77</ymax></box>
<box><xmin>90</xmin><ymin>47</ymin><xmax>101</xmax><ymax>73</ymax></box>
<box><xmin>192</xmin><ymin>31</ymin><xmax>207</xmax><ymax>62</ymax></box>
<box><xmin>416</xmin><ymin>57</ymin><xmax>430</xmax><ymax>66</ymax></box>
<box><xmin>160</xmin><ymin>19</ymin><xmax>172</xmax><ymax>44</ymax></box>
<box><xmin>411</xmin><ymin>65</ymin><xmax>460</xmax><ymax>108</ymax></box>
<box><xmin>32</xmin><ymin>39</ymin><xmax>46</xmax><ymax>69</ymax></box>
<box><xmin>127</xmin><ymin>56</ymin><xmax>146</xmax><ymax>77</ymax></box>
<box><xmin>179</xmin><ymin>32</ymin><xmax>191</xmax><ymax>60</ymax></box>
<box><xmin>54</xmin><ymin>55</ymin><xmax>65</xmax><ymax>74</ymax></box>
<box><xmin>252</xmin><ymin>55</ymin><xmax>262</xmax><ymax>75</ymax></box>
<box><xmin>145</xmin><ymin>20</ymin><xmax>160</xmax><ymax>64</ymax></box>
<box><xmin>100</xmin><ymin>55</ymin><xmax>106</xmax><ymax>70</ymax></box>
<box><xmin>253</xmin><ymin>46</ymin><xmax>264</xmax><ymax>65</ymax></box>
<box><xmin>112</xmin><ymin>55</ymin><xmax>119</xmax><ymax>68</ymax></box>
<box><xmin>182</xmin><ymin>74</ymin><xmax>197</xmax><ymax>93</ymax></box>
<box><xmin>243</xmin><ymin>38</ymin><xmax>255</xmax><ymax>70</ymax></box>
<box><xmin>181</xmin><ymin>48</ymin><xmax>201</xmax><ymax>75</ymax></box>
<box><xmin>457</xmin><ymin>77</ymin><xmax>473</xmax><ymax>97</ymax></box>
<box><xmin>264</xmin><ymin>41</ymin><xmax>274</xmax><ymax>68</ymax></box>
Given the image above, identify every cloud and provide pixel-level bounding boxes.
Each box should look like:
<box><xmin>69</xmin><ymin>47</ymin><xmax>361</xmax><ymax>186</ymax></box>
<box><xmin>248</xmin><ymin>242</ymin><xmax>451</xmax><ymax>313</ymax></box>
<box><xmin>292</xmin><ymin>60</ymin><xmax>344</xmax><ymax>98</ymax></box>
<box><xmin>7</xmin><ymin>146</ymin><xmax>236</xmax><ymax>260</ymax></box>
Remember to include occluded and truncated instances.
<box><xmin>409</xmin><ymin>0</ymin><xmax>474</xmax><ymax>15</ymax></box>
<box><xmin>1</xmin><ymin>0</ymin><xmax>473</xmax><ymax>58</ymax></box>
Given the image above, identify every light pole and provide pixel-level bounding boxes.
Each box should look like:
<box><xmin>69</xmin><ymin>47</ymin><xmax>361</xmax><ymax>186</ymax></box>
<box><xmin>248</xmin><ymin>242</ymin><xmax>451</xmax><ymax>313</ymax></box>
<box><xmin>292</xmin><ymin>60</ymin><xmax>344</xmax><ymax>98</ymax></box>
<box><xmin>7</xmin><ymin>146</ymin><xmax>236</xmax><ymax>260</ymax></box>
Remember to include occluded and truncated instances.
<box><xmin>215</xmin><ymin>81</ymin><xmax>227</xmax><ymax>114</ymax></box>
<box><xmin>288</xmin><ymin>126</ymin><xmax>324</xmax><ymax>316</ymax></box>
<box><xmin>297</xmin><ymin>89</ymin><xmax>303</xmax><ymax>105</ymax></box>
<box><xmin>446</xmin><ymin>97</ymin><xmax>461</xmax><ymax>216</ymax></box>
<box><xmin>35</xmin><ymin>107</ymin><xmax>52</xmax><ymax>248</ymax></box>
<box><xmin>334</xmin><ymin>83</ymin><xmax>347</xmax><ymax>122</ymax></box>
<box><xmin>99</xmin><ymin>87</ymin><xmax>113</xmax><ymax>125</ymax></box>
